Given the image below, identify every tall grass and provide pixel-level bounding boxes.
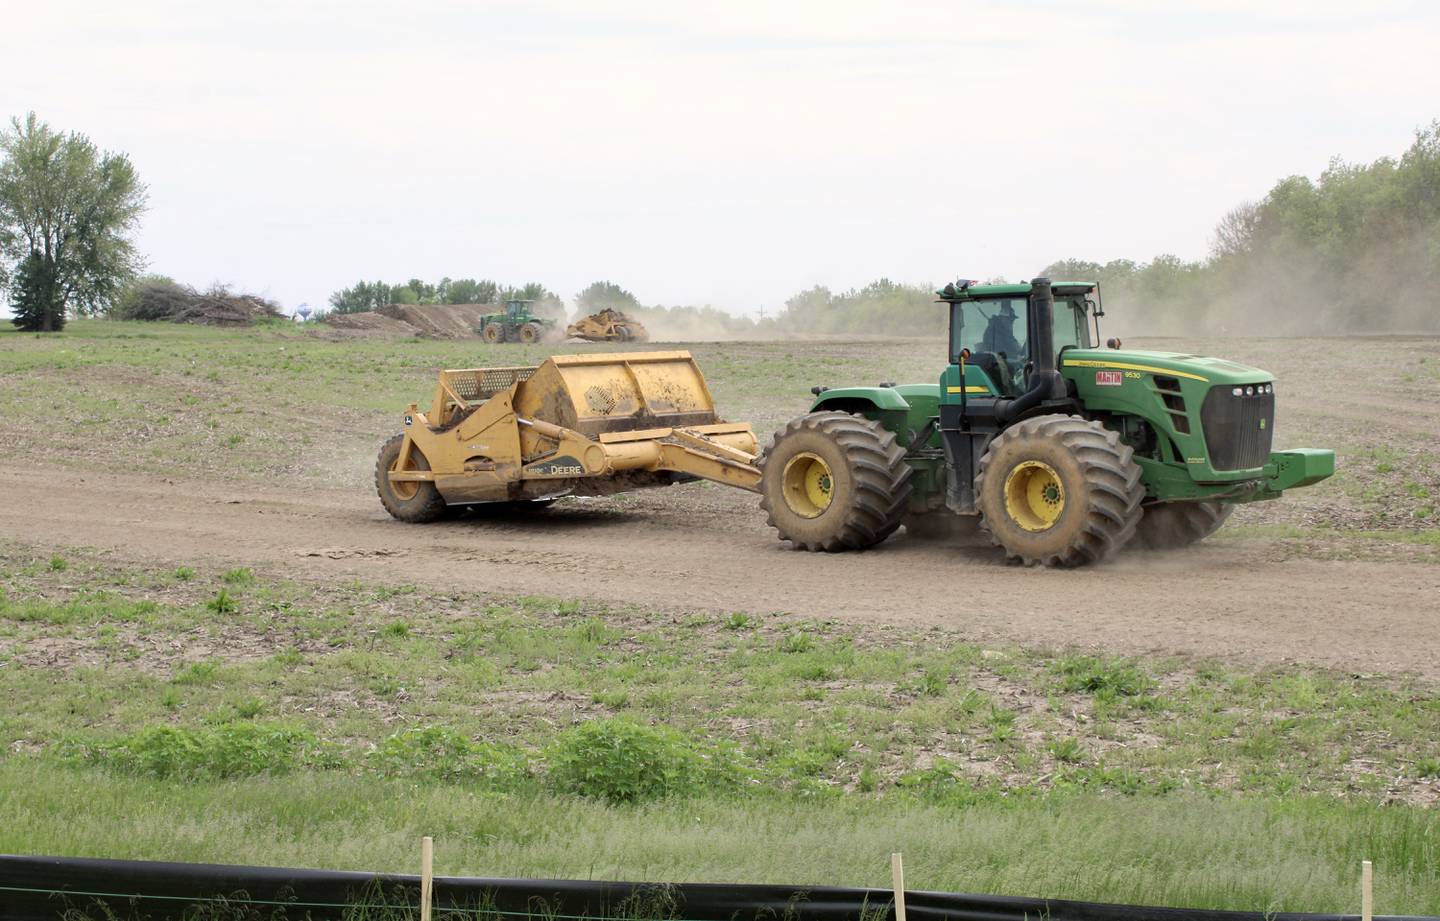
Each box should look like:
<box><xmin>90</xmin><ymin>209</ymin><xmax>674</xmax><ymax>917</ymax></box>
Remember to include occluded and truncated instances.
<box><xmin>2</xmin><ymin>762</ymin><xmax>1435</xmax><ymax>915</ymax></box>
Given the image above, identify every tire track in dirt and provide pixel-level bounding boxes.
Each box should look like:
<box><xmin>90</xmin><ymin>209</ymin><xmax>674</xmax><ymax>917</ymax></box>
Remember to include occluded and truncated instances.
<box><xmin>5</xmin><ymin>465</ymin><xmax>1438</xmax><ymax>681</ymax></box>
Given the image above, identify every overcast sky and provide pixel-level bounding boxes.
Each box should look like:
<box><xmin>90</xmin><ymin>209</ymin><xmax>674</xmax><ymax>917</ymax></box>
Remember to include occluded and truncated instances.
<box><xmin>6</xmin><ymin>0</ymin><xmax>1439</xmax><ymax>316</ymax></box>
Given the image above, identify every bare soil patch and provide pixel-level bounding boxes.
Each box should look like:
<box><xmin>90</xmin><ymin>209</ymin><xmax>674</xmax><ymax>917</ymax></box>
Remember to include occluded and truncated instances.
<box><xmin>4</xmin><ymin>464</ymin><xmax>1439</xmax><ymax>680</ymax></box>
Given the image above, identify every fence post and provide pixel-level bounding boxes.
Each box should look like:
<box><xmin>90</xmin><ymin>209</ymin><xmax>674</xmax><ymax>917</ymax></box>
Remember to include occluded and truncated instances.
<box><xmin>421</xmin><ymin>837</ymin><xmax>435</xmax><ymax>921</ymax></box>
<box><xmin>891</xmin><ymin>853</ymin><xmax>907</xmax><ymax>921</ymax></box>
<box><xmin>1362</xmin><ymin>860</ymin><xmax>1372</xmax><ymax>921</ymax></box>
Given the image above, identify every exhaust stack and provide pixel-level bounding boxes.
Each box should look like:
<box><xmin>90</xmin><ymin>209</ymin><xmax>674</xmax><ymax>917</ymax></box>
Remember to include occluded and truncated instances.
<box><xmin>995</xmin><ymin>277</ymin><xmax>1066</xmax><ymax>423</ymax></box>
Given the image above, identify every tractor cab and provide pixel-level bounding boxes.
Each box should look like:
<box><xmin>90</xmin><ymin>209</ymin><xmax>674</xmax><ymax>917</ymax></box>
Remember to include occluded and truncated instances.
<box><xmin>506</xmin><ymin>299</ymin><xmax>532</xmax><ymax>320</ymax></box>
<box><xmin>944</xmin><ymin>282</ymin><xmax>1097</xmax><ymax>397</ymax></box>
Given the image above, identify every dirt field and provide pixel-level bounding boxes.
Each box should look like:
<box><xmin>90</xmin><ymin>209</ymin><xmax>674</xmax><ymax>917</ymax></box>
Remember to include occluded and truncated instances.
<box><xmin>2</xmin><ymin>324</ymin><xmax>1437</xmax><ymax>679</ymax></box>
<box><xmin>4</xmin><ymin>467</ymin><xmax>1438</xmax><ymax>680</ymax></box>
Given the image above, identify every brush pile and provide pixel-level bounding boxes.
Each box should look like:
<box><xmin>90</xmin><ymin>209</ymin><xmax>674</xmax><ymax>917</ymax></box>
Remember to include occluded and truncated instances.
<box><xmin>111</xmin><ymin>278</ymin><xmax>286</xmax><ymax>326</ymax></box>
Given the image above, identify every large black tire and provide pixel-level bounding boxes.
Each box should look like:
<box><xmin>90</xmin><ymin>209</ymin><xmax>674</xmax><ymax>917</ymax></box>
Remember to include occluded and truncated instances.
<box><xmin>615</xmin><ymin>325</ymin><xmax>632</xmax><ymax>342</ymax></box>
<box><xmin>375</xmin><ymin>434</ymin><xmax>447</xmax><ymax>523</ymax></box>
<box><xmin>1134</xmin><ymin>501</ymin><xmax>1232</xmax><ymax>550</ymax></box>
<box><xmin>759</xmin><ymin>411</ymin><xmax>912</xmax><ymax>552</ymax></box>
<box><xmin>482</xmin><ymin>323</ymin><xmax>506</xmax><ymax>343</ymax></box>
<box><xmin>976</xmin><ymin>414</ymin><xmax>1144</xmax><ymax>567</ymax></box>
<box><xmin>519</xmin><ymin>322</ymin><xmax>542</xmax><ymax>344</ymax></box>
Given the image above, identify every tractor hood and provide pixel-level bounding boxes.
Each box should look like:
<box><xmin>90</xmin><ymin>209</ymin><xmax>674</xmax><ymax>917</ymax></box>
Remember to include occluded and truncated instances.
<box><xmin>1060</xmin><ymin>348</ymin><xmax>1273</xmax><ymax>387</ymax></box>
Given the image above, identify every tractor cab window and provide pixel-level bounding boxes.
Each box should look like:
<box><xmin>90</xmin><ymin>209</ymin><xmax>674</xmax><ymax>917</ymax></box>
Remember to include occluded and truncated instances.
<box><xmin>951</xmin><ymin>298</ymin><xmax>1029</xmax><ymax>395</ymax></box>
<box><xmin>951</xmin><ymin>295</ymin><xmax>1093</xmax><ymax>394</ymax></box>
<box><xmin>1054</xmin><ymin>297</ymin><xmax>1093</xmax><ymax>352</ymax></box>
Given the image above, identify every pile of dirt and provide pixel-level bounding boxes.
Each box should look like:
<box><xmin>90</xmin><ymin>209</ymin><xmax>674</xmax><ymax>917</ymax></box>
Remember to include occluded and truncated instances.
<box><xmin>320</xmin><ymin>310</ymin><xmax>416</xmax><ymax>337</ymax></box>
<box><xmin>325</xmin><ymin>304</ymin><xmax>493</xmax><ymax>339</ymax></box>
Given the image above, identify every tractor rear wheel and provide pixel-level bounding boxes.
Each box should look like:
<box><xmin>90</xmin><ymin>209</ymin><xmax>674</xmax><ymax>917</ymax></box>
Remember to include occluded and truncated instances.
<box><xmin>760</xmin><ymin>411</ymin><xmax>911</xmax><ymax>552</ymax></box>
<box><xmin>375</xmin><ymin>434</ymin><xmax>447</xmax><ymax>523</ymax></box>
<box><xmin>1134</xmin><ymin>501</ymin><xmax>1232</xmax><ymax>550</ymax></box>
<box><xmin>615</xmin><ymin>325</ymin><xmax>632</xmax><ymax>342</ymax></box>
<box><xmin>482</xmin><ymin>323</ymin><xmax>506</xmax><ymax>344</ymax></box>
<box><xmin>519</xmin><ymin>322</ymin><xmax>542</xmax><ymax>344</ymax></box>
<box><xmin>976</xmin><ymin>414</ymin><xmax>1143</xmax><ymax>566</ymax></box>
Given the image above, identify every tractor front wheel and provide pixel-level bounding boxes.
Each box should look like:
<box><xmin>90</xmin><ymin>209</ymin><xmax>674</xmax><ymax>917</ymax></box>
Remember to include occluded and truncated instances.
<box><xmin>519</xmin><ymin>322</ymin><xmax>543</xmax><ymax>344</ymax></box>
<box><xmin>482</xmin><ymin>323</ymin><xmax>506</xmax><ymax>344</ymax></box>
<box><xmin>376</xmin><ymin>434</ymin><xmax>447</xmax><ymax>523</ymax></box>
<box><xmin>1134</xmin><ymin>501</ymin><xmax>1232</xmax><ymax>550</ymax></box>
<box><xmin>976</xmin><ymin>414</ymin><xmax>1143</xmax><ymax>566</ymax></box>
<box><xmin>760</xmin><ymin>411</ymin><xmax>912</xmax><ymax>552</ymax></box>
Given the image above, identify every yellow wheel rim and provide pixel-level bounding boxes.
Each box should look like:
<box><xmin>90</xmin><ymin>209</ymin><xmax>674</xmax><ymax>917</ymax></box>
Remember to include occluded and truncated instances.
<box><xmin>782</xmin><ymin>452</ymin><xmax>834</xmax><ymax>518</ymax></box>
<box><xmin>1003</xmin><ymin>460</ymin><xmax>1065</xmax><ymax>532</ymax></box>
<box><xmin>389</xmin><ymin>453</ymin><xmax>420</xmax><ymax>501</ymax></box>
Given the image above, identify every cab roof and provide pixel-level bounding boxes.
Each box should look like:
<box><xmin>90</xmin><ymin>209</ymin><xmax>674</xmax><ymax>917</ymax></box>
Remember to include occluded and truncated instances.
<box><xmin>937</xmin><ymin>280</ymin><xmax>1096</xmax><ymax>301</ymax></box>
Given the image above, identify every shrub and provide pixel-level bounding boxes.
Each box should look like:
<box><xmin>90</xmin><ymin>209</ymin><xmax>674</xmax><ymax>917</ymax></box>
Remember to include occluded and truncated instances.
<box><xmin>1048</xmin><ymin>737</ymin><xmax>1086</xmax><ymax>764</ymax></box>
<box><xmin>79</xmin><ymin>723</ymin><xmax>322</xmax><ymax>778</ymax></box>
<box><xmin>547</xmin><ymin>718</ymin><xmax>721</xmax><ymax>803</ymax></box>
<box><xmin>369</xmin><ymin>727</ymin><xmax>529</xmax><ymax>788</ymax></box>
<box><xmin>207</xmin><ymin>589</ymin><xmax>237</xmax><ymax>614</ymax></box>
<box><xmin>779</xmin><ymin>632</ymin><xmax>814</xmax><ymax>654</ymax></box>
<box><xmin>110</xmin><ymin>276</ymin><xmax>191</xmax><ymax>321</ymax></box>
<box><xmin>1056</xmin><ymin>656</ymin><xmax>1153</xmax><ymax>698</ymax></box>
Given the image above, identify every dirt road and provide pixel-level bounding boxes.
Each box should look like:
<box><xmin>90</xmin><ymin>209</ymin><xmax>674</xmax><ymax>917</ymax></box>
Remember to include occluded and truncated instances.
<box><xmin>5</xmin><ymin>464</ymin><xmax>1437</xmax><ymax>680</ymax></box>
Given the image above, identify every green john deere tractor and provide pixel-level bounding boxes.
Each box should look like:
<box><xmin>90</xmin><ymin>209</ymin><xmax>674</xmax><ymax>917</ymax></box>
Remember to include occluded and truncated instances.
<box><xmin>480</xmin><ymin>299</ymin><xmax>556</xmax><ymax>344</ymax></box>
<box><xmin>759</xmin><ymin>277</ymin><xmax>1334</xmax><ymax>566</ymax></box>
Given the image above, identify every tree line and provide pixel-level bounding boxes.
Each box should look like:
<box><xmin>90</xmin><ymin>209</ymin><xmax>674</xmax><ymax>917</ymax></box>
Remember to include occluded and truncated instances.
<box><xmin>1044</xmin><ymin>120</ymin><xmax>1440</xmax><ymax>335</ymax></box>
<box><xmin>5</xmin><ymin>110</ymin><xmax>1438</xmax><ymax>337</ymax></box>
<box><xmin>326</xmin><ymin>278</ymin><xmax>562</xmax><ymax>315</ymax></box>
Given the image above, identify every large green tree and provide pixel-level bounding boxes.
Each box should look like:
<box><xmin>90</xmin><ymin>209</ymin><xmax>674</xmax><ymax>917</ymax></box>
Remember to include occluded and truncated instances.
<box><xmin>575</xmin><ymin>280</ymin><xmax>640</xmax><ymax>314</ymax></box>
<box><xmin>327</xmin><ymin>280</ymin><xmax>395</xmax><ymax>314</ymax></box>
<box><xmin>436</xmin><ymin>277</ymin><xmax>498</xmax><ymax>304</ymax></box>
<box><xmin>0</xmin><ymin>113</ymin><xmax>147</xmax><ymax>331</ymax></box>
<box><xmin>8</xmin><ymin>252</ymin><xmax>64</xmax><ymax>332</ymax></box>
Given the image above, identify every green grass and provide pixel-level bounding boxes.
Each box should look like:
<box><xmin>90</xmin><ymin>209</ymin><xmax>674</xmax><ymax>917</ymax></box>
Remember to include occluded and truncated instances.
<box><xmin>2</xmin><ymin>761</ymin><xmax>1435</xmax><ymax>914</ymax></box>
<box><xmin>2</xmin><ymin>324</ymin><xmax>1439</xmax><ymax>912</ymax></box>
<box><xmin>2</xmin><ymin>547</ymin><xmax>1438</xmax><ymax>807</ymax></box>
<box><xmin>0</xmin><ymin>555</ymin><xmax>1437</xmax><ymax>912</ymax></box>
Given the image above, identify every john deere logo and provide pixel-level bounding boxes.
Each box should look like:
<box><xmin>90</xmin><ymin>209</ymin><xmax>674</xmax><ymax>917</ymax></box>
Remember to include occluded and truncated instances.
<box><xmin>1259</xmin><ymin>419</ymin><xmax>1267</xmax><ymax>430</ymax></box>
<box><xmin>531</xmin><ymin>455</ymin><xmax>585</xmax><ymax>477</ymax></box>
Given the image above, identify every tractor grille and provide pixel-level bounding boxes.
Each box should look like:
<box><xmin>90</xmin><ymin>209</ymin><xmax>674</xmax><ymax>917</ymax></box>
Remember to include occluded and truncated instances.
<box><xmin>1200</xmin><ymin>385</ymin><xmax>1274</xmax><ymax>471</ymax></box>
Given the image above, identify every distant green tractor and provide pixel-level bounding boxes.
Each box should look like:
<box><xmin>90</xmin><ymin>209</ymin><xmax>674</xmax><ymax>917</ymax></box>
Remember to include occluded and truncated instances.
<box><xmin>760</xmin><ymin>277</ymin><xmax>1334</xmax><ymax>565</ymax></box>
<box><xmin>480</xmin><ymin>299</ymin><xmax>556</xmax><ymax>344</ymax></box>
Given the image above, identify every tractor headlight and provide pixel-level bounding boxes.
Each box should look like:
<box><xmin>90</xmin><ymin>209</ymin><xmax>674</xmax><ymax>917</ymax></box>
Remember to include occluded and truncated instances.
<box><xmin>1232</xmin><ymin>387</ymin><xmax>1243</xmax><ymax>397</ymax></box>
<box><xmin>1245</xmin><ymin>386</ymin><xmax>1255</xmax><ymax>396</ymax></box>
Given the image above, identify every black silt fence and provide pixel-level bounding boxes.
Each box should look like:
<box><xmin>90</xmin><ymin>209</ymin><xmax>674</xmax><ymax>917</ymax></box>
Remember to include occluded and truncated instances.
<box><xmin>0</xmin><ymin>856</ymin><xmax>1432</xmax><ymax>921</ymax></box>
